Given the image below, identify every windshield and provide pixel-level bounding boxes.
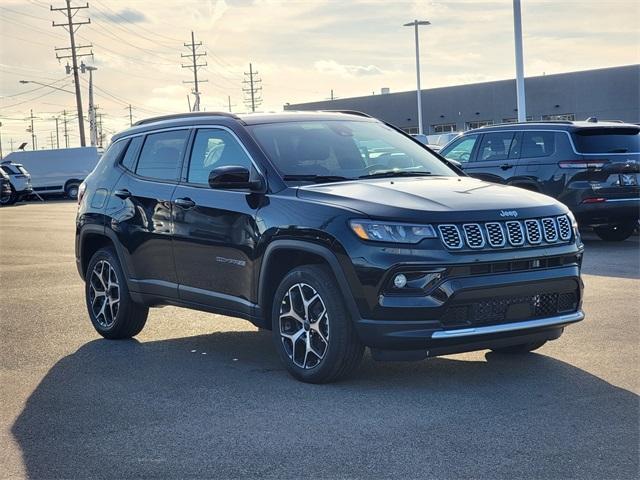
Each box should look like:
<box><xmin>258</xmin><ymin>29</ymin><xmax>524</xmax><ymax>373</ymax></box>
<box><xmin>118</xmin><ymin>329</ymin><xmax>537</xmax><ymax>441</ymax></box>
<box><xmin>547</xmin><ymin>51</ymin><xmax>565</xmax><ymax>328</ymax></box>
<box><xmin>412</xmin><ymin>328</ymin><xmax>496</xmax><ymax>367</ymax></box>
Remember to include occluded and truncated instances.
<box><xmin>249</xmin><ymin>120</ymin><xmax>457</xmax><ymax>181</ymax></box>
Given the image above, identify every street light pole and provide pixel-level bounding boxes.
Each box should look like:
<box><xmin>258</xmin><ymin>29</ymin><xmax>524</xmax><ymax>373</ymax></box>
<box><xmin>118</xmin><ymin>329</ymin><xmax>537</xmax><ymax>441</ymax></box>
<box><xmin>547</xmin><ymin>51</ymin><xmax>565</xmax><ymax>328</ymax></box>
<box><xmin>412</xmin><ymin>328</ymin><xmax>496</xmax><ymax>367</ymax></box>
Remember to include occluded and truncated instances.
<box><xmin>85</xmin><ymin>65</ymin><xmax>98</xmax><ymax>146</ymax></box>
<box><xmin>404</xmin><ymin>20</ymin><xmax>430</xmax><ymax>135</ymax></box>
<box><xmin>513</xmin><ymin>0</ymin><xmax>527</xmax><ymax>122</ymax></box>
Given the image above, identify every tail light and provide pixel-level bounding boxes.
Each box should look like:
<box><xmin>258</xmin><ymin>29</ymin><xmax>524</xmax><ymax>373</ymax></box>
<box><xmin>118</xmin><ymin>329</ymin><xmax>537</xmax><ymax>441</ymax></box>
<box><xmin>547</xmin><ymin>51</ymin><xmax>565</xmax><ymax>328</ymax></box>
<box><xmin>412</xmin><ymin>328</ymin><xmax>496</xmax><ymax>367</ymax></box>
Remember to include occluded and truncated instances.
<box><xmin>558</xmin><ymin>159</ymin><xmax>608</xmax><ymax>169</ymax></box>
<box><xmin>581</xmin><ymin>197</ymin><xmax>606</xmax><ymax>204</ymax></box>
<box><xmin>77</xmin><ymin>182</ymin><xmax>86</xmax><ymax>205</ymax></box>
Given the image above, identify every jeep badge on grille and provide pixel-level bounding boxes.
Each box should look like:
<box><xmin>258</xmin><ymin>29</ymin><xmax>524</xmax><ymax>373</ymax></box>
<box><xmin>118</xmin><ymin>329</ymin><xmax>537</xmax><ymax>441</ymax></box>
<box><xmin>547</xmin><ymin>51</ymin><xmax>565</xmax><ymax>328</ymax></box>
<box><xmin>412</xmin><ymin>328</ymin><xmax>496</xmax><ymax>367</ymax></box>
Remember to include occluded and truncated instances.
<box><xmin>499</xmin><ymin>210</ymin><xmax>518</xmax><ymax>218</ymax></box>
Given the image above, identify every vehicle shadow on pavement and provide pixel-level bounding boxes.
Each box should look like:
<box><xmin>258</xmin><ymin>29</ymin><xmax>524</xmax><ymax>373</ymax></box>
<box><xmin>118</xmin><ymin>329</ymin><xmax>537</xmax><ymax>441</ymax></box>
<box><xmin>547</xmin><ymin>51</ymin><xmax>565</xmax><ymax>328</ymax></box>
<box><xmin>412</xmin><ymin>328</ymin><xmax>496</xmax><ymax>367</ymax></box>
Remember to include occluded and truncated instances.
<box><xmin>12</xmin><ymin>332</ymin><xmax>639</xmax><ymax>479</ymax></box>
<box><xmin>580</xmin><ymin>234</ymin><xmax>640</xmax><ymax>280</ymax></box>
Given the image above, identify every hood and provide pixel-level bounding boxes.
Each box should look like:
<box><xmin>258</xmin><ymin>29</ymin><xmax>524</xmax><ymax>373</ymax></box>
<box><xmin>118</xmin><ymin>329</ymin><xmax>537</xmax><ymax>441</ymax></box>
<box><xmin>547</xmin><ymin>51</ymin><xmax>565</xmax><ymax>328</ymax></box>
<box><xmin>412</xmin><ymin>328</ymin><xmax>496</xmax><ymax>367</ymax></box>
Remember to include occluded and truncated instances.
<box><xmin>296</xmin><ymin>176</ymin><xmax>567</xmax><ymax>223</ymax></box>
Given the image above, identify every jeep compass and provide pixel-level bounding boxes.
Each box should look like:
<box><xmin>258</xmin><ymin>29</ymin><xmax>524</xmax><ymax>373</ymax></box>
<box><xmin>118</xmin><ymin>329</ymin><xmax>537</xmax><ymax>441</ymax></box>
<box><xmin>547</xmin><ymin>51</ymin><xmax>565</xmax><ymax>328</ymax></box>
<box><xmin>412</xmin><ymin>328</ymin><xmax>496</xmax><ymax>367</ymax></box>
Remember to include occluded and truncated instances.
<box><xmin>76</xmin><ymin>111</ymin><xmax>584</xmax><ymax>383</ymax></box>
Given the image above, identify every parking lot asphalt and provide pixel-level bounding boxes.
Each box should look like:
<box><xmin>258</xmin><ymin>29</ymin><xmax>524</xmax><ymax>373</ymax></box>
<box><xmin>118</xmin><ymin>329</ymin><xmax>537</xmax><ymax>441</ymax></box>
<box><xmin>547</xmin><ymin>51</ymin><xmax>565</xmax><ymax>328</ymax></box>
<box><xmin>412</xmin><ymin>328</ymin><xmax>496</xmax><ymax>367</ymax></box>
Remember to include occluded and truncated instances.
<box><xmin>0</xmin><ymin>201</ymin><xmax>638</xmax><ymax>479</ymax></box>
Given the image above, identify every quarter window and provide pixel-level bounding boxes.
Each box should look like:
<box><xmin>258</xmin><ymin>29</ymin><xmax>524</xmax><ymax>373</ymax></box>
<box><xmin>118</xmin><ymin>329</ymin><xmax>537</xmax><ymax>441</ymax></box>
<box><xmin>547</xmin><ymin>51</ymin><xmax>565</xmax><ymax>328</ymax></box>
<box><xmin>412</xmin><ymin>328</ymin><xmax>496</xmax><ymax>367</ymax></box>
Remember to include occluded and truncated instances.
<box><xmin>521</xmin><ymin>131</ymin><xmax>556</xmax><ymax>158</ymax></box>
<box><xmin>121</xmin><ymin>136</ymin><xmax>143</xmax><ymax>171</ymax></box>
<box><xmin>136</xmin><ymin>130</ymin><xmax>189</xmax><ymax>181</ymax></box>
<box><xmin>441</xmin><ymin>135</ymin><xmax>478</xmax><ymax>163</ymax></box>
<box><xmin>478</xmin><ymin>132</ymin><xmax>516</xmax><ymax>161</ymax></box>
<box><xmin>188</xmin><ymin>129</ymin><xmax>252</xmax><ymax>185</ymax></box>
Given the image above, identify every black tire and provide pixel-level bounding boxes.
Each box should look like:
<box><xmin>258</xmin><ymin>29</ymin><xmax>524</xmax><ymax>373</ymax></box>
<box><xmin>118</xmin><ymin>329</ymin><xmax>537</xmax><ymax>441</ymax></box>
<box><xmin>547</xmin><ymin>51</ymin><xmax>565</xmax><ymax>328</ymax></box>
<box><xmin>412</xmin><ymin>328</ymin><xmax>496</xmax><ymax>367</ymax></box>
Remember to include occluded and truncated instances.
<box><xmin>593</xmin><ymin>222</ymin><xmax>637</xmax><ymax>242</ymax></box>
<box><xmin>0</xmin><ymin>185</ymin><xmax>17</xmax><ymax>205</ymax></box>
<box><xmin>65</xmin><ymin>182</ymin><xmax>80</xmax><ymax>200</ymax></box>
<box><xmin>85</xmin><ymin>247</ymin><xmax>148</xmax><ymax>339</ymax></box>
<box><xmin>271</xmin><ymin>265</ymin><xmax>364</xmax><ymax>383</ymax></box>
<box><xmin>491</xmin><ymin>340</ymin><xmax>547</xmax><ymax>354</ymax></box>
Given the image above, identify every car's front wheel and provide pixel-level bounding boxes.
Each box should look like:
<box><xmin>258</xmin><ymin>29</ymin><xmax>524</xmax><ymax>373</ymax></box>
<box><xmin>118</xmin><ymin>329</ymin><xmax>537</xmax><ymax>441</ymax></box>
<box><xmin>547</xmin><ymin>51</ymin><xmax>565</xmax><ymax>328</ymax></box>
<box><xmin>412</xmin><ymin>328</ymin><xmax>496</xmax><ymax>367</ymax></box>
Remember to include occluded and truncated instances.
<box><xmin>85</xmin><ymin>247</ymin><xmax>148</xmax><ymax>339</ymax></box>
<box><xmin>593</xmin><ymin>221</ymin><xmax>637</xmax><ymax>241</ymax></box>
<box><xmin>271</xmin><ymin>265</ymin><xmax>364</xmax><ymax>383</ymax></box>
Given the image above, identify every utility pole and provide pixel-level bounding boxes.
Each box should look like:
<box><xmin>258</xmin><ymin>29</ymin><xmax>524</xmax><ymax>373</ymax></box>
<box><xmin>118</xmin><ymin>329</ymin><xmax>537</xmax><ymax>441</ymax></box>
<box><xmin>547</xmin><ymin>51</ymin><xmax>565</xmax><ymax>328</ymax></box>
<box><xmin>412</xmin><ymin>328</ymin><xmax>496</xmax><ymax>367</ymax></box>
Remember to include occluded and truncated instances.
<box><xmin>10</xmin><ymin>139</ymin><xmax>14</xmax><ymax>153</ymax></box>
<box><xmin>51</xmin><ymin>0</ymin><xmax>93</xmax><ymax>147</ymax></box>
<box><xmin>181</xmin><ymin>31</ymin><xmax>207</xmax><ymax>112</ymax></box>
<box><xmin>27</xmin><ymin>110</ymin><xmax>37</xmax><ymax>150</ymax></box>
<box><xmin>228</xmin><ymin>96</ymin><xmax>232</xmax><ymax>113</ymax></box>
<box><xmin>54</xmin><ymin>117</ymin><xmax>60</xmax><ymax>148</ymax></box>
<box><xmin>84</xmin><ymin>63</ymin><xmax>98</xmax><ymax>146</ymax></box>
<box><xmin>126</xmin><ymin>104</ymin><xmax>133</xmax><ymax>126</ymax></box>
<box><xmin>62</xmin><ymin>110</ymin><xmax>69</xmax><ymax>148</ymax></box>
<box><xmin>0</xmin><ymin>122</ymin><xmax>3</xmax><ymax>160</ymax></box>
<box><xmin>97</xmin><ymin>112</ymin><xmax>103</xmax><ymax>148</ymax></box>
<box><xmin>512</xmin><ymin>0</ymin><xmax>527</xmax><ymax>122</ymax></box>
<box><xmin>50</xmin><ymin>132</ymin><xmax>55</xmax><ymax>149</ymax></box>
<box><xmin>243</xmin><ymin>63</ymin><xmax>262</xmax><ymax>113</ymax></box>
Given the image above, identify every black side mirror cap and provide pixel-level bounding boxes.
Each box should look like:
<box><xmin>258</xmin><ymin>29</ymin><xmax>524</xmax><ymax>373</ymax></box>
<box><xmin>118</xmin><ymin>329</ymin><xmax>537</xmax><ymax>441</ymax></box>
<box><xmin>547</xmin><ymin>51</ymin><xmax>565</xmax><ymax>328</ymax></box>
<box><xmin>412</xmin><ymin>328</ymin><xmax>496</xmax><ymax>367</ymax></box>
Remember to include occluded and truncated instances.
<box><xmin>208</xmin><ymin>165</ymin><xmax>265</xmax><ymax>191</ymax></box>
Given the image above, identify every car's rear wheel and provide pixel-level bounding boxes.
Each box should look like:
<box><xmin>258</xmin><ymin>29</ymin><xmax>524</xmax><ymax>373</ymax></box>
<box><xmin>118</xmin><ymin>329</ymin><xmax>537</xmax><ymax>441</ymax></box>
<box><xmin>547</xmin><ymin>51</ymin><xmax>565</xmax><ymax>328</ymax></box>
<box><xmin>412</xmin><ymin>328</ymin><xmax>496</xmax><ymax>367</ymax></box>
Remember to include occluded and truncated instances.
<box><xmin>85</xmin><ymin>247</ymin><xmax>148</xmax><ymax>339</ymax></box>
<box><xmin>593</xmin><ymin>221</ymin><xmax>637</xmax><ymax>241</ymax></box>
<box><xmin>0</xmin><ymin>185</ymin><xmax>17</xmax><ymax>205</ymax></box>
<box><xmin>65</xmin><ymin>182</ymin><xmax>80</xmax><ymax>200</ymax></box>
<box><xmin>491</xmin><ymin>340</ymin><xmax>547</xmax><ymax>354</ymax></box>
<box><xmin>271</xmin><ymin>265</ymin><xmax>364</xmax><ymax>383</ymax></box>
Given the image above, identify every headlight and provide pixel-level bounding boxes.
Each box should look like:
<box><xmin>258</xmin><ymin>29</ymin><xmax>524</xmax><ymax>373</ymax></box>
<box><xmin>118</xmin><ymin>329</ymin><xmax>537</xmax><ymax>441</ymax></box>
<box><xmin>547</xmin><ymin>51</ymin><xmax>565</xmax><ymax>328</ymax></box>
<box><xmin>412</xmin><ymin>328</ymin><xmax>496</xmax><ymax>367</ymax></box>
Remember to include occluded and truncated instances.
<box><xmin>349</xmin><ymin>219</ymin><xmax>437</xmax><ymax>244</ymax></box>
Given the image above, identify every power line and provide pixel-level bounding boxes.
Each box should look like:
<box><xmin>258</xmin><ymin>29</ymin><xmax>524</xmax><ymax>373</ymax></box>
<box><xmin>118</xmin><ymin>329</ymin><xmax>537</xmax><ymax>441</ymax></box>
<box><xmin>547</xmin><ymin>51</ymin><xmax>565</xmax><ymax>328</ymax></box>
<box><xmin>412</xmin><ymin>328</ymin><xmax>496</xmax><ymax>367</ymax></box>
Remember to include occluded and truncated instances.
<box><xmin>51</xmin><ymin>0</ymin><xmax>94</xmax><ymax>147</ymax></box>
<box><xmin>182</xmin><ymin>31</ymin><xmax>208</xmax><ymax>112</ymax></box>
<box><xmin>242</xmin><ymin>63</ymin><xmax>262</xmax><ymax>112</ymax></box>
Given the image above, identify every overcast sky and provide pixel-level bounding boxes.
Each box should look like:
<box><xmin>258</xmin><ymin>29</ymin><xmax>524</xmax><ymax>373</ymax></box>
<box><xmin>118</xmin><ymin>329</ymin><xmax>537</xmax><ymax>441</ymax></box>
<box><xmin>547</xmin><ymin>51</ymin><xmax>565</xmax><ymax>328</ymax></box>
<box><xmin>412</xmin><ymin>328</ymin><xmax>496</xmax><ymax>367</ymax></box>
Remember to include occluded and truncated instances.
<box><xmin>1</xmin><ymin>0</ymin><xmax>639</xmax><ymax>148</ymax></box>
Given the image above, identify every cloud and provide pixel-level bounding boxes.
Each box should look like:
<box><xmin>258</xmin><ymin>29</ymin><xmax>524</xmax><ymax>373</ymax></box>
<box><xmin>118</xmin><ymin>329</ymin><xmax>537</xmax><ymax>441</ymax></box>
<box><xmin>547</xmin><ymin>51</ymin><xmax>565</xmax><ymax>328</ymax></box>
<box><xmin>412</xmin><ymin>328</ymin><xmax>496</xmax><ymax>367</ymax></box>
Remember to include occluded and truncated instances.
<box><xmin>100</xmin><ymin>8</ymin><xmax>147</xmax><ymax>24</ymax></box>
<box><xmin>314</xmin><ymin>60</ymin><xmax>385</xmax><ymax>77</ymax></box>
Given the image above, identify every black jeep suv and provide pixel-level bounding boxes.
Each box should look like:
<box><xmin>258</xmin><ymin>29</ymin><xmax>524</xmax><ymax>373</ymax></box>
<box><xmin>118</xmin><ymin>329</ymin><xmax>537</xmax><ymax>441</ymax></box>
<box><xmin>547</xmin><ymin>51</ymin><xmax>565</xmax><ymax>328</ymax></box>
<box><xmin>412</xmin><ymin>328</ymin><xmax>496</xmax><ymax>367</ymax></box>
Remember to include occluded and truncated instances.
<box><xmin>440</xmin><ymin>120</ymin><xmax>640</xmax><ymax>241</ymax></box>
<box><xmin>76</xmin><ymin>111</ymin><xmax>584</xmax><ymax>383</ymax></box>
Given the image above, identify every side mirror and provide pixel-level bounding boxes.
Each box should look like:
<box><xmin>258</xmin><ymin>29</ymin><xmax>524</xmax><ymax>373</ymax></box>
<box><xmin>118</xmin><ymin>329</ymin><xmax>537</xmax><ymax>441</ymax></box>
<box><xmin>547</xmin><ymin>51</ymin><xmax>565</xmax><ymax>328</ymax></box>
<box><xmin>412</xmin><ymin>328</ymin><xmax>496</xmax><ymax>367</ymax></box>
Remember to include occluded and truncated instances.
<box><xmin>208</xmin><ymin>165</ymin><xmax>264</xmax><ymax>191</ymax></box>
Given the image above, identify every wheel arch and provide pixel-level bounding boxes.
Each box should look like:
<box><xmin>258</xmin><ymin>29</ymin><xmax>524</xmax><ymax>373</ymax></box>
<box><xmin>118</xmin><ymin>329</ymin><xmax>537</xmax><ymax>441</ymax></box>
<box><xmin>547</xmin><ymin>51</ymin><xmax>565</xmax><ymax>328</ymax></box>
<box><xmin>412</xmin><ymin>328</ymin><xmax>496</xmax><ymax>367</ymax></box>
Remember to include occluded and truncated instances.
<box><xmin>258</xmin><ymin>240</ymin><xmax>360</xmax><ymax>329</ymax></box>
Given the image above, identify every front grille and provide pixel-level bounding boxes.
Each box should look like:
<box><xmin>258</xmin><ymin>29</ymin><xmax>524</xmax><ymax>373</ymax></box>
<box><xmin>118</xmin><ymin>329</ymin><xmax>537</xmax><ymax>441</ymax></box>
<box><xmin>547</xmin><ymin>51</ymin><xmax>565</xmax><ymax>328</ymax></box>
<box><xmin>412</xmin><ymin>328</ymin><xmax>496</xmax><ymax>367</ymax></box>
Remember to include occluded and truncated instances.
<box><xmin>462</xmin><ymin>224</ymin><xmax>485</xmax><ymax>248</ymax></box>
<box><xmin>557</xmin><ymin>215</ymin><xmax>572</xmax><ymax>241</ymax></box>
<box><xmin>541</xmin><ymin>218</ymin><xmax>558</xmax><ymax>242</ymax></box>
<box><xmin>438</xmin><ymin>224</ymin><xmax>463</xmax><ymax>249</ymax></box>
<box><xmin>437</xmin><ymin>215</ymin><xmax>572</xmax><ymax>250</ymax></box>
<box><xmin>441</xmin><ymin>290</ymin><xmax>578</xmax><ymax>327</ymax></box>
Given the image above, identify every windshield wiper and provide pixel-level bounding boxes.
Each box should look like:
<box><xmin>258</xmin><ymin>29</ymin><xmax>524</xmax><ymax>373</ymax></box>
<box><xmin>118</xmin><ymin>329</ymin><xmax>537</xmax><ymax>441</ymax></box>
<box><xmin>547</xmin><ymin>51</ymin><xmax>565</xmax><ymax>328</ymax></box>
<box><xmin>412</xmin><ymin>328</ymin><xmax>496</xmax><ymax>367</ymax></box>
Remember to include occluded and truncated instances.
<box><xmin>283</xmin><ymin>174</ymin><xmax>354</xmax><ymax>183</ymax></box>
<box><xmin>359</xmin><ymin>171</ymin><xmax>432</xmax><ymax>179</ymax></box>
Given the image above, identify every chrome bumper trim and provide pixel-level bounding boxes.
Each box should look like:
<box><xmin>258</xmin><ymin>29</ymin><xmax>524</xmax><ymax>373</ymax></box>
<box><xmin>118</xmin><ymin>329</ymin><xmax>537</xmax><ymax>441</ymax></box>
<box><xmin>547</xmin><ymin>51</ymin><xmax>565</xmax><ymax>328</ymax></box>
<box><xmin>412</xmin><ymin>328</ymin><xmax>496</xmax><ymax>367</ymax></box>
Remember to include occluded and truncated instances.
<box><xmin>431</xmin><ymin>311</ymin><xmax>584</xmax><ymax>339</ymax></box>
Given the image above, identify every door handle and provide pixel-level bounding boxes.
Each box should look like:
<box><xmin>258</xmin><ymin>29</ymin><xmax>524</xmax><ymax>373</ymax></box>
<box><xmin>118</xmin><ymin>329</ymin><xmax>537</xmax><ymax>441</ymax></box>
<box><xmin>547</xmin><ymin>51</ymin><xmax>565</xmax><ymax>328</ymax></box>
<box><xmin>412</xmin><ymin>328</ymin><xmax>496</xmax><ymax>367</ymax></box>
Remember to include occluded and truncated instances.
<box><xmin>114</xmin><ymin>189</ymin><xmax>131</xmax><ymax>199</ymax></box>
<box><xmin>500</xmin><ymin>164</ymin><xmax>514</xmax><ymax>170</ymax></box>
<box><xmin>174</xmin><ymin>197</ymin><xmax>196</xmax><ymax>209</ymax></box>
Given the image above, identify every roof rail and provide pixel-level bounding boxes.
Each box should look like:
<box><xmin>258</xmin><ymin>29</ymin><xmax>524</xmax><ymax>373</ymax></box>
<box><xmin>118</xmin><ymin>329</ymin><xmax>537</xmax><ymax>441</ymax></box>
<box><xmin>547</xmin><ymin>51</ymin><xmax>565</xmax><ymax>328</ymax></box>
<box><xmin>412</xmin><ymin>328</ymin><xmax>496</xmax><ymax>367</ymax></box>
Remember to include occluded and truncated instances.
<box><xmin>133</xmin><ymin>111</ymin><xmax>241</xmax><ymax>126</ymax></box>
<box><xmin>481</xmin><ymin>120</ymin><xmax>574</xmax><ymax>128</ymax></box>
<box><xmin>320</xmin><ymin>110</ymin><xmax>373</xmax><ymax>118</ymax></box>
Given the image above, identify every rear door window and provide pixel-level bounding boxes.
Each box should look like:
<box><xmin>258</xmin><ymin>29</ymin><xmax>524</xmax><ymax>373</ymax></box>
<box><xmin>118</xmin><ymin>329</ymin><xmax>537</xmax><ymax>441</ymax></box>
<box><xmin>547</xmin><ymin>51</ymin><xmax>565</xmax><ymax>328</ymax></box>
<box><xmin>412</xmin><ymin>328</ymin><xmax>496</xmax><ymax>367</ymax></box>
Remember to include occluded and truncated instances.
<box><xmin>572</xmin><ymin>128</ymin><xmax>640</xmax><ymax>153</ymax></box>
<box><xmin>477</xmin><ymin>132</ymin><xmax>515</xmax><ymax>162</ymax></box>
<box><xmin>136</xmin><ymin>130</ymin><xmax>189</xmax><ymax>181</ymax></box>
<box><xmin>521</xmin><ymin>131</ymin><xmax>556</xmax><ymax>158</ymax></box>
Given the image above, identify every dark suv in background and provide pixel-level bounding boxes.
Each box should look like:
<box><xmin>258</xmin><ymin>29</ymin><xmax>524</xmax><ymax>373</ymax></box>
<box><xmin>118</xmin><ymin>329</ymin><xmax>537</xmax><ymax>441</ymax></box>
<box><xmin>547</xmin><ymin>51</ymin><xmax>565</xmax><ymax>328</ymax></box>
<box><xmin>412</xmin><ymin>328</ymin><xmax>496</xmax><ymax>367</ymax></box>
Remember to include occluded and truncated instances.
<box><xmin>76</xmin><ymin>111</ymin><xmax>584</xmax><ymax>383</ymax></box>
<box><xmin>440</xmin><ymin>120</ymin><xmax>639</xmax><ymax>241</ymax></box>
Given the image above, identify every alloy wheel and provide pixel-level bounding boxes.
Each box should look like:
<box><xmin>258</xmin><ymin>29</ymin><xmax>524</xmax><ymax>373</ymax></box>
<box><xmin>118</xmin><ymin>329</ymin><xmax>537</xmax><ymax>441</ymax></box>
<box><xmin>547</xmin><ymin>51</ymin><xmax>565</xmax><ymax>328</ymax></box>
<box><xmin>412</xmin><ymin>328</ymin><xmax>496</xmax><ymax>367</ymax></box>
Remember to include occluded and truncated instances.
<box><xmin>279</xmin><ymin>283</ymin><xmax>329</xmax><ymax>369</ymax></box>
<box><xmin>89</xmin><ymin>260</ymin><xmax>120</xmax><ymax>328</ymax></box>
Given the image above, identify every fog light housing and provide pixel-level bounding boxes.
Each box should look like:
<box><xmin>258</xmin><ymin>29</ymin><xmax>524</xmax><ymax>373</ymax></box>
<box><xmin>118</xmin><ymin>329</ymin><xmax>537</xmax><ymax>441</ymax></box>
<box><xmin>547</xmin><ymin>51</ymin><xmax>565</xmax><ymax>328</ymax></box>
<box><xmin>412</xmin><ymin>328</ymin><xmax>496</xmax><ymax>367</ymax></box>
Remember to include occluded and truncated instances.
<box><xmin>393</xmin><ymin>274</ymin><xmax>408</xmax><ymax>289</ymax></box>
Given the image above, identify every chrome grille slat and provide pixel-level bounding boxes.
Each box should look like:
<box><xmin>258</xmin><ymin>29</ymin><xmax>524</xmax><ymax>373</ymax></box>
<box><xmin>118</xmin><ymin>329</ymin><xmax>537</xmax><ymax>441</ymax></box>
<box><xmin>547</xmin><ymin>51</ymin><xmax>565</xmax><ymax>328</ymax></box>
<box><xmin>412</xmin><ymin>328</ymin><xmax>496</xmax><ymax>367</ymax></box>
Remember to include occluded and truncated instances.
<box><xmin>485</xmin><ymin>222</ymin><xmax>505</xmax><ymax>247</ymax></box>
<box><xmin>557</xmin><ymin>215</ymin><xmax>572</xmax><ymax>240</ymax></box>
<box><xmin>524</xmin><ymin>219</ymin><xmax>542</xmax><ymax>244</ymax></box>
<box><xmin>505</xmin><ymin>221</ymin><xmax>525</xmax><ymax>246</ymax></box>
<box><xmin>541</xmin><ymin>218</ymin><xmax>559</xmax><ymax>242</ymax></box>
<box><xmin>462</xmin><ymin>224</ymin><xmax>485</xmax><ymax>249</ymax></box>
<box><xmin>438</xmin><ymin>224</ymin><xmax>463</xmax><ymax>249</ymax></box>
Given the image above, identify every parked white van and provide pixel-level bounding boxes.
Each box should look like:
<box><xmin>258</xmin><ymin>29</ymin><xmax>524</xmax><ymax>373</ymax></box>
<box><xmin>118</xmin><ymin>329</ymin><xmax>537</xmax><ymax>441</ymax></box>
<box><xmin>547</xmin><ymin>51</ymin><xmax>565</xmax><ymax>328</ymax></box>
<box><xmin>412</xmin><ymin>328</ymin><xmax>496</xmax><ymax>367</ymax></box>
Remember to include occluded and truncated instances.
<box><xmin>3</xmin><ymin>147</ymin><xmax>100</xmax><ymax>199</ymax></box>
